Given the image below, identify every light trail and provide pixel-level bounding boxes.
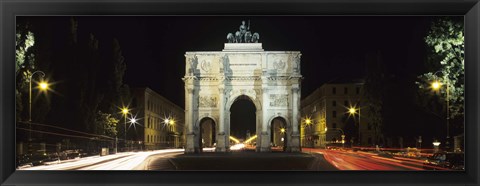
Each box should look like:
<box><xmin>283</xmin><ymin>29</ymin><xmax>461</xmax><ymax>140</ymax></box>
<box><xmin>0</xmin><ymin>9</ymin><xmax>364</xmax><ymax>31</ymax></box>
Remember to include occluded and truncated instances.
<box><xmin>244</xmin><ymin>135</ymin><xmax>257</xmax><ymax>144</ymax></box>
<box><xmin>19</xmin><ymin>149</ymin><xmax>184</xmax><ymax>170</ymax></box>
<box><xmin>229</xmin><ymin>136</ymin><xmax>240</xmax><ymax>144</ymax></box>
<box><xmin>304</xmin><ymin>148</ymin><xmax>440</xmax><ymax>171</ymax></box>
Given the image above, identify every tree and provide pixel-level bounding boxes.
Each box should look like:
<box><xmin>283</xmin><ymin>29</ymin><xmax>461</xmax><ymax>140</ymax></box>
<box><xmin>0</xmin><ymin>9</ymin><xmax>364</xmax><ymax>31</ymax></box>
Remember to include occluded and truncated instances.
<box><xmin>416</xmin><ymin>18</ymin><xmax>464</xmax><ymax>120</ymax></box>
<box><xmin>15</xmin><ymin>22</ymin><xmax>35</xmax><ymax>122</ymax></box>
<box><xmin>95</xmin><ymin>111</ymin><xmax>119</xmax><ymax>137</ymax></box>
<box><xmin>363</xmin><ymin>51</ymin><xmax>386</xmax><ymax>146</ymax></box>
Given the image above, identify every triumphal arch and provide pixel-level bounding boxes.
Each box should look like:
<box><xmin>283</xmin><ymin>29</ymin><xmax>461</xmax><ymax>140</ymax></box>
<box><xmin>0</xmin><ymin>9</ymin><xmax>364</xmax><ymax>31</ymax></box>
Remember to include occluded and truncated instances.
<box><xmin>183</xmin><ymin>21</ymin><xmax>302</xmax><ymax>153</ymax></box>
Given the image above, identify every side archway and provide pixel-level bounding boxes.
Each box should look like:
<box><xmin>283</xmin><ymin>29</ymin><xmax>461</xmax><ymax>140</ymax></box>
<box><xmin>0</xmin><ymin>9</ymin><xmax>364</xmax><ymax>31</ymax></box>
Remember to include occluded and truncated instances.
<box><xmin>269</xmin><ymin>116</ymin><xmax>289</xmax><ymax>152</ymax></box>
<box><xmin>197</xmin><ymin>117</ymin><xmax>217</xmax><ymax>152</ymax></box>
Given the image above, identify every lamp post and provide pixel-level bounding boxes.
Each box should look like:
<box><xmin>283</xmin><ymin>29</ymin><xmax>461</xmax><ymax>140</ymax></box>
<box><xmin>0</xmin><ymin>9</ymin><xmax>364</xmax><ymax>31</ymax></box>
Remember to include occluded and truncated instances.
<box><xmin>128</xmin><ymin>116</ymin><xmax>139</xmax><ymax>151</ymax></box>
<box><xmin>431</xmin><ymin>71</ymin><xmax>450</xmax><ymax>151</ymax></box>
<box><xmin>348</xmin><ymin>106</ymin><xmax>361</xmax><ymax>146</ymax></box>
<box><xmin>28</xmin><ymin>70</ymin><xmax>49</xmax><ymax>142</ymax></box>
<box><xmin>121</xmin><ymin>107</ymin><xmax>129</xmax><ymax>151</ymax></box>
<box><xmin>165</xmin><ymin>117</ymin><xmax>176</xmax><ymax>147</ymax></box>
<box><xmin>303</xmin><ymin>117</ymin><xmax>313</xmax><ymax>148</ymax></box>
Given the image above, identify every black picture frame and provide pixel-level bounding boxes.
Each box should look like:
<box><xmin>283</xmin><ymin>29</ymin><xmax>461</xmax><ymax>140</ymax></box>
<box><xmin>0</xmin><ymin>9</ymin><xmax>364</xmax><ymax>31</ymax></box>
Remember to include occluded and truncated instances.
<box><xmin>1</xmin><ymin>0</ymin><xmax>479</xmax><ymax>185</ymax></box>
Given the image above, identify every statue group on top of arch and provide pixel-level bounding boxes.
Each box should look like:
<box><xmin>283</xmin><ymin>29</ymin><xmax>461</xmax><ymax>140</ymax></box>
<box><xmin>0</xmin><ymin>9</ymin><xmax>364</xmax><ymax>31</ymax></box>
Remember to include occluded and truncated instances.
<box><xmin>227</xmin><ymin>20</ymin><xmax>260</xmax><ymax>43</ymax></box>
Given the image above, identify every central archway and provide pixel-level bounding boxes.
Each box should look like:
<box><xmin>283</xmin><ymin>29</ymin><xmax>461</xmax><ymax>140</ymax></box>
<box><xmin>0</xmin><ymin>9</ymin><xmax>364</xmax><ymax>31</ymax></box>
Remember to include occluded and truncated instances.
<box><xmin>229</xmin><ymin>95</ymin><xmax>256</xmax><ymax>150</ymax></box>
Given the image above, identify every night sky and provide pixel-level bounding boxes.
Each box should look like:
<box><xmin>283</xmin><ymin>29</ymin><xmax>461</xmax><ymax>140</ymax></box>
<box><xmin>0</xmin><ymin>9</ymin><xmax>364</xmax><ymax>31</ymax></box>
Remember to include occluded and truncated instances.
<box><xmin>24</xmin><ymin>16</ymin><xmax>456</xmax><ymax>142</ymax></box>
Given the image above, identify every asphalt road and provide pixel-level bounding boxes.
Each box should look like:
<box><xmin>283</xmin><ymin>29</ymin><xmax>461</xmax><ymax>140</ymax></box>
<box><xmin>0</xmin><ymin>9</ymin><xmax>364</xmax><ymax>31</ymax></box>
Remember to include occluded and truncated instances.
<box><xmin>20</xmin><ymin>148</ymin><xmax>435</xmax><ymax>171</ymax></box>
<box><xmin>144</xmin><ymin>150</ymin><xmax>337</xmax><ymax>171</ymax></box>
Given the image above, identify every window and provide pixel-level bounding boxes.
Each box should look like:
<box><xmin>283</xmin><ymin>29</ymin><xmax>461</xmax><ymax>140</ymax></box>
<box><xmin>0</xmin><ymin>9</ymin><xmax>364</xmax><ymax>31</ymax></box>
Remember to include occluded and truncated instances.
<box><xmin>333</xmin><ymin>123</ymin><xmax>337</xmax><ymax>128</ymax></box>
<box><xmin>344</xmin><ymin>101</ymin><xmax>348</xmax><ymax>107</ymax></box>
<box><xmin>368</xmin><ymin>124</ymin><xmax>372</xmax><ymax>130</ymax></box>
<box><xmin>147</xmin><ymin>135</ymin><xmax>150</xmax><ymax>142</ymax></box>
<box><xmin>356</xmin><ymin>87</ymin><xmax>360</xmax><ymax>95</ymax></box>
<box><xmin>333</xmin><ymin>111</ymin><xmax>337</xmax><ymax>118</ymax></box>
<box><xmin>344</xmin><ymin>87</ymin><xmax>348</xmax><ymax>94</ymax></box>
<box><xmin>332</xmin><ymin>101</ymin><xmax>336</xmax><ymax>107</ymax></box>
<box><xmin>332</xmin><ymin>87</ymin><xmax>336</xmax><ymax>94</ymax></box>
<box><xmin>368</xmin><ymin>137</ymin><xmax>372</xmax><ymax>144</ymax></box>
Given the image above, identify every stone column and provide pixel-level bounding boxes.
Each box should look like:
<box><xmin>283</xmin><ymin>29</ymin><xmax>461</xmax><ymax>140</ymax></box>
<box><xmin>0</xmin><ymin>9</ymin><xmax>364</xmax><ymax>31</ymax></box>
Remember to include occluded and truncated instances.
<box><xmin>255</xmin><ymin>110</ymin><xmax>262</xmax><ymax>152</ymax></box>
<box><xmin>289</xmin><ymin>86</ymin><xmax>301</xmax><ymax>152</ymax></box>
<box><xmin>260</xmin><ymin>87</ymin><xmax>271</xmax><ymax>152</ymax></box>
<box><xmin>216</xmin><ymin>87</ymin><xmax>227</xmax><ymax>152</ymax></box>
<box><xmin>185</xmin><ymin>87</ymin><xmax>197</xmax><ymax>153</ymax></box>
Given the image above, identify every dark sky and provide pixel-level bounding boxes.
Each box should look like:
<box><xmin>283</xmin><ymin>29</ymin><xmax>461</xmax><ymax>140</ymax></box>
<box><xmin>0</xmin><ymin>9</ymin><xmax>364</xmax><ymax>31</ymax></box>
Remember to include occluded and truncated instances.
<box><xmin>25</xmin><ymin>16</ymin><xmax>457</xmax><ymax>141</ymax></box>
<box><xmin>73</xmin><ymin>16</ymin><xmax>434</xmax><ymax>107</ymax></box>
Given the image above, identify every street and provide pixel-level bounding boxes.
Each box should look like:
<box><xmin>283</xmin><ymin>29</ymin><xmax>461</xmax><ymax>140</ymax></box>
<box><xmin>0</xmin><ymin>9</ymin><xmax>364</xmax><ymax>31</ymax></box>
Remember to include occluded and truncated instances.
<box><xmin>304</xmin><ymin>148</ymin><xmax>428</xmax><ymax>170</ymax></box>
<box><xmin>19</xmin><ymin>147</ymin><xmax>438</xmax><ymax>171</ymax></box>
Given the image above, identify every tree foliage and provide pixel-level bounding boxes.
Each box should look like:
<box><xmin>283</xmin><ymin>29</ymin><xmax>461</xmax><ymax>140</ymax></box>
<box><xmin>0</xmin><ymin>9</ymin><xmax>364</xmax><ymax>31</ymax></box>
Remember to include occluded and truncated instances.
<box><xmin>416</xmin><ymin>18</ymin><xmax>464</xmax><ymax>119</ymax></box>
<box><xmin>15</xmin><ymin>23</ymin><xmax>35</xmax><ymax>121</ymax></box>
<box><xmin>95</xmin><ymin>111</ymin><xmax>119</xmax><ymax>137</ymax></box>
<box><xmin>363</xmin><ymin>51</ymin><xmax>386</xmax><ymax>145</ymax></box>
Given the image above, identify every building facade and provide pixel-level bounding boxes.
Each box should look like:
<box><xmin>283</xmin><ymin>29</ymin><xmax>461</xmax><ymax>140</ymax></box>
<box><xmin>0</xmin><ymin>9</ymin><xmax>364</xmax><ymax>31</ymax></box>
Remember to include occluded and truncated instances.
<box><xmin>132</xmin><ymin>87</ymin><xmax>185</xmax><ymax>150</ymax></box>
<box><xmin>300</xmin><ymin>81</ymin><xmax>377</xmax><ymax>148</ymax></box>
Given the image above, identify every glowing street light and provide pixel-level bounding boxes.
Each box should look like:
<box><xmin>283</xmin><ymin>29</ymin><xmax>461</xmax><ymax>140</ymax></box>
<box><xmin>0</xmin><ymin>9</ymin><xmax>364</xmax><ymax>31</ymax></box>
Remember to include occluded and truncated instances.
<box><xmin>348</xmin><ymin>107</ymin><xmax>357</xmax><ymax>115</ymax></box>
<box><xmin>348</xmin><ymin>106</ymin><xmax>361</xmax><ymax>145</ymax></box>
<box><xmin>129</xmin><ymin>117</ymin><xmax>137</xmax><ymax>124</ymax></box>
<box><xmin>305</xmin><ymin>118</ymin><xmax>312</xmax><ymax>125</ymax></box>
<box><xmin>431</xmin><ymin>81</ymin><xmax>441</xmax><ymax>90</ymax></box>
<box><xmin>29</xmin><ymin>70</ymin><xmax>47</xmax><ymax>122</ymax></box>
<box><xmin>39</xmin><ymin>81</ymin><xmax>49</xmax><ymax>90</ymax></box>
<box><xmin>120</xmin><ymin>106</ymin><xmax>129</xmax><ymax>150</ymax></box>
<box><xmin>28</xmin><ymin>70</ymin><xmax>50</xmax><ymax>145</ymax></box>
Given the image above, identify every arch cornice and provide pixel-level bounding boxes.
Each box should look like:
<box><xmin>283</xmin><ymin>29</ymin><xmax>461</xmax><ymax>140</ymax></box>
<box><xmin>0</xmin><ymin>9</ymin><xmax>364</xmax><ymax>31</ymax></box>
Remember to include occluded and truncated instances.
<box><xmin>267</xmin><ymin>113</ymin><xmax>291</xmax><ymax>128</ymax></box>
<box><xmin>225</xmin><ymin>89</ymin><xmax>262</xmax><ymax>111</ymax></box>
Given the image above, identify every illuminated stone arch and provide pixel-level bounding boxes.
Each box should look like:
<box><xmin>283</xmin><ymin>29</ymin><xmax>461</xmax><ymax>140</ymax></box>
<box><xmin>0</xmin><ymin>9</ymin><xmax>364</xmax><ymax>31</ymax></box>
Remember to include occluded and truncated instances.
<box><xmin>183</xmin><ymin>43</ymin><xmax>302</xmax><ymax>153</ymax></box>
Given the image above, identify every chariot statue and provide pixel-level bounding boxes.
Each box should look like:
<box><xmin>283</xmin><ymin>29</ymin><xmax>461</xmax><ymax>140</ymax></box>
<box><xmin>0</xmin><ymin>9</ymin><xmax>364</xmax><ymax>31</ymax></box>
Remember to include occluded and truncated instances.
<box><xmin>227</xmin><ymin>20</ymin><xmax>260</xmax><ymax>43</ymax></box>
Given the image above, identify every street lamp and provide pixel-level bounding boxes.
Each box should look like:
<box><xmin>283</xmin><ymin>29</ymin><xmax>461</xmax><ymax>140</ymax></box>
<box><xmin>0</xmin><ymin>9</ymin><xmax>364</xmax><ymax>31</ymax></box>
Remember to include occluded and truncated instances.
<box><xmin>348</xmin><ymin>106</ymin><xmax>361</xmax><ymax>146</ymax></box>
<box><xmin>302</xmin><ymin>116</ymin><xmax>315</xmax><ymax>148</ymax></box>
<box><xmin>121</xmin><ymin>107</ymin><xmax>129</xmax><ymax>151</ymax></box>
<box><xmin>431</xmin><ymin>71</ymin><xmax>451</xmax><ymax>151</ymax></box>
<box><xmin>28</xmin><ymin>70</ymin><xmax>49</xmax><ymax>142</ymax></box>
